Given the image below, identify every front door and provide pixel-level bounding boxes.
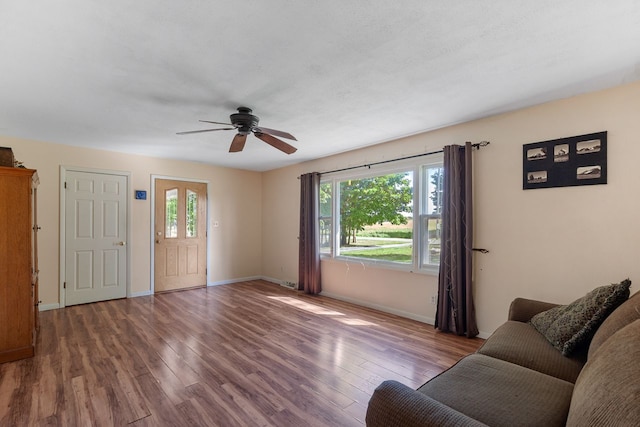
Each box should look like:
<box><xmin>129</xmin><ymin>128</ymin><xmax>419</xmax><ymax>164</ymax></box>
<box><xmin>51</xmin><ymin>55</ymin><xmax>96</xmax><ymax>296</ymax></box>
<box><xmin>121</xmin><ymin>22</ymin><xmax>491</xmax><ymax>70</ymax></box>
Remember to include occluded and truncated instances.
<box><xmin>65</xmin><ymin>171</ymin><xmax>128</xmax><ymax>306</ymax></box>
<box><xmin>154</xmin><ymin>179</ymin><xmax>207</xmax><ymax>292</ymax></box>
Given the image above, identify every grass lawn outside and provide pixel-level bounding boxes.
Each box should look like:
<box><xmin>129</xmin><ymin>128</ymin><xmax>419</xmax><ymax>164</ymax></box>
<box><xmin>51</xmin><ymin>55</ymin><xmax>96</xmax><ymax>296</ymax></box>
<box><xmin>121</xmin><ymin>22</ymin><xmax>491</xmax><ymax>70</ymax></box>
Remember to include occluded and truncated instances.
<box><xmin>347</xmin><ymin>238</ymin><xmax>410</xmax><ymax>247</ymax></box>
<box><xmin>336</xmin><ymin>220</ymin><xmax>440</xmax><ymax>264</ymax></box>
<box><xmin>341</xmin><ymin>245</ymin><xmax>412</xmax><ymax>263</ymax></box>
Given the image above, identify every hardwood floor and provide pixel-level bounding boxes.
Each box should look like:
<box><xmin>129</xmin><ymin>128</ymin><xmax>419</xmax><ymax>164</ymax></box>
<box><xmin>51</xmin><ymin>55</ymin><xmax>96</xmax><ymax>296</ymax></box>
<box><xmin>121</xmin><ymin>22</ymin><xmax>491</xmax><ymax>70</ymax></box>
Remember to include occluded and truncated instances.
<box><xmin>0</xmin><ymin>280</ymin><xmax>483</xmax><ymax>426</ymax></box>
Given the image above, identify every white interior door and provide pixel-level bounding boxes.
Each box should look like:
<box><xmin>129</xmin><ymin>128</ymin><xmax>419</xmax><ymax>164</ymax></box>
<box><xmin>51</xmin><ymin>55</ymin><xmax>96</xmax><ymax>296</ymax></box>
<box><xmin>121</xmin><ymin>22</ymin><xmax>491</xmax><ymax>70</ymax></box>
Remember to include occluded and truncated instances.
<box><xmin>65</xmin><ymin>171</ymin><xmax>127</xmax><ymax>305</ymax></box>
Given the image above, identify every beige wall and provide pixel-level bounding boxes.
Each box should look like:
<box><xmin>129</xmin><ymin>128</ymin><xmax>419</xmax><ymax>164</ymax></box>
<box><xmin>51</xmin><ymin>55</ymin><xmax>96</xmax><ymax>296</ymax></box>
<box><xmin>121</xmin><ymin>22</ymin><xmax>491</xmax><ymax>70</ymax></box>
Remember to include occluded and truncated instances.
<box><xmin>262</xmin><ymin>81</ymin><xmax>640</xmax><ymax>337</ymax></box>
<box><xmin>4</xmin><ymin>80</ymin><xmax>639</xmax><ymax>336</ymax></box>
<box><xmin>261</xmin><ymin>164</ymin><xmax>304</xmax><ymax>284</ymax></box>
<box><xmin>4</xmin><ymin>137</ymin><xmax>263</xmax><ymax>307</ymax></box>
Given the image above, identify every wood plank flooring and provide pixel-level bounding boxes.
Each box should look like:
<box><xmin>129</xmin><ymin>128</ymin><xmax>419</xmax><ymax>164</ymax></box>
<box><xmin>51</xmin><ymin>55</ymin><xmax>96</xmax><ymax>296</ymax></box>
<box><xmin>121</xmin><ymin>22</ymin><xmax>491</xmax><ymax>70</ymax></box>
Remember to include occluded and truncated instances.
<box><xmin>0</xmin><ymin>280</ymin><xmax>483</xmax><ymax>426</ymax></box>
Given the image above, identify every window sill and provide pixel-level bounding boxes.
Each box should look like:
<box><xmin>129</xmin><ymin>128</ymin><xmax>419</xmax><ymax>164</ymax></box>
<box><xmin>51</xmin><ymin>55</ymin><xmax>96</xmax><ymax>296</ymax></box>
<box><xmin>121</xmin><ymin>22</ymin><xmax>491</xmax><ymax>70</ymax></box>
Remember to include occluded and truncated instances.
<box><xmin>320</xmin><ymin>254</ymin><xmax>439</xmax><ymax>276</ymax></box>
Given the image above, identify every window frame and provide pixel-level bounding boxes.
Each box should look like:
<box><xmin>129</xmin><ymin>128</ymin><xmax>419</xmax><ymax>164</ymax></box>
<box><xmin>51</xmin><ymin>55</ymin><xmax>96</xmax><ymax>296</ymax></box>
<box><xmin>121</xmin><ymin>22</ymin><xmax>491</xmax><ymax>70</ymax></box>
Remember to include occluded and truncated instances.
<box><xmin>419</xmin><ymin>163</ymin><xmax>444</xmax><ymax>269</ymax></box>
<box><xmin>318</xmin><ymin>181</ymin><xmax>334</xmax><ymax>257</ymax></box>
<box><xmin>319</xmin><ymin>154</ymin><xmax>443</xmax><ymax>274</ymax></box>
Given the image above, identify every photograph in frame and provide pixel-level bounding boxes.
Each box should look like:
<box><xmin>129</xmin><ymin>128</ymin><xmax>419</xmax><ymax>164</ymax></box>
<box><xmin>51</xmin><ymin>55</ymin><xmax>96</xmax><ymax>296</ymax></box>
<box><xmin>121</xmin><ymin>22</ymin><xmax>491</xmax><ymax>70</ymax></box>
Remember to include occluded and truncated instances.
<box><xmin>523</xmin><ymin>131</ymin><xmax>607</xmax><ymax>190</ymax></box>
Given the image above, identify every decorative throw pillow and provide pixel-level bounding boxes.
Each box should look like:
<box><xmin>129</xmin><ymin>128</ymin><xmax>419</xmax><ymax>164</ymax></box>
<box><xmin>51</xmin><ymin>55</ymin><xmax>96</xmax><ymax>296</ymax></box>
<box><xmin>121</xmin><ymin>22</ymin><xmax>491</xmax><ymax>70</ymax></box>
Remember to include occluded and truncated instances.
<box><xmin>530</xmin><ymin>279</ymin><xmax>631</xmax><ymax>356</ymax></box>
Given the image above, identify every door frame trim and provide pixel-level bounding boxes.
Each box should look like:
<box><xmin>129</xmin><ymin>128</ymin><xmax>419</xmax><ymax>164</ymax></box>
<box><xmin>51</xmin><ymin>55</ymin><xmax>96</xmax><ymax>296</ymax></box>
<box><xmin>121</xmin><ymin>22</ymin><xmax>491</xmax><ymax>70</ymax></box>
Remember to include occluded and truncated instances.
<box><xmin>59</xmin><ymin>166</ymin><xmax>132</xmax><ymax>308</ymax></box>
<box><xmin>150</xmin><ymin>175</ymin><xmax>210</xmax><ymax>294</ymax></box>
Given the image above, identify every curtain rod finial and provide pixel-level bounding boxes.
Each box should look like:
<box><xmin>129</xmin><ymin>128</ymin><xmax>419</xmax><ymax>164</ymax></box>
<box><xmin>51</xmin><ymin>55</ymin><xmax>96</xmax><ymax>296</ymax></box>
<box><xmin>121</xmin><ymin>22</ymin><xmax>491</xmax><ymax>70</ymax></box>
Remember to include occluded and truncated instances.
<box><xmin>471</xmin><ymin>141</ymin><xmax>490</xmax><ymax>150</ymax></box>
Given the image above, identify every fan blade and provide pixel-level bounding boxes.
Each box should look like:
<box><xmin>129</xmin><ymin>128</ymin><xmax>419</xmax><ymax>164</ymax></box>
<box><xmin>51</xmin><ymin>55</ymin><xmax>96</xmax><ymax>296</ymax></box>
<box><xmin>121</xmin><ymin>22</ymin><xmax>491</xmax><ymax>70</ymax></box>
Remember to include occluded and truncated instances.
<box><xmin>199</xmin><ymin>120</ymin><xmax>234</xmax><ymax>126</ymax></box>
<box><xmin>253</xmin><ymin>126</ymin><xmax>297</xmax><ymax>141</ymax></box>
<box><xmin>177</xmin><ymin>127</ymin><xmax>235</xmax><ymax>135</ymax></box>
<box><xmin>254</xmin><ymin>132</ymin><xmax>297</xmax><ymax>154</ymax></box>
<box><xmin>229</xmin><ymin>134</ymin><xmax>247</xmax><ymax>152</ymax></box>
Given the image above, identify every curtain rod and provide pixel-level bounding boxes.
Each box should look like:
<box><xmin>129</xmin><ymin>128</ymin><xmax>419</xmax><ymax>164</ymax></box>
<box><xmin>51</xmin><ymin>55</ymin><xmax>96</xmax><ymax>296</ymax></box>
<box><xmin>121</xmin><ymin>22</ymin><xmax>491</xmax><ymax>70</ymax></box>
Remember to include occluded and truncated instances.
<box><xmin>317</xmin><ymin>141</ymin><xmax>490</xmax><ymax>176</ymax></box>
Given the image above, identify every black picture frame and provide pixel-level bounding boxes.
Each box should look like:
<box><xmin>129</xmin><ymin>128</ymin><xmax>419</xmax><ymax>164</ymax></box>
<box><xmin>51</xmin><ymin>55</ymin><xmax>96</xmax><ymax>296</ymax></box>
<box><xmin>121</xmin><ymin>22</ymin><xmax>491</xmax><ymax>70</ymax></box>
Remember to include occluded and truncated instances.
<box><xmin>523</xmin><ymin>131</ymin><xmax>607</xmax><ymax>190</ymax></box>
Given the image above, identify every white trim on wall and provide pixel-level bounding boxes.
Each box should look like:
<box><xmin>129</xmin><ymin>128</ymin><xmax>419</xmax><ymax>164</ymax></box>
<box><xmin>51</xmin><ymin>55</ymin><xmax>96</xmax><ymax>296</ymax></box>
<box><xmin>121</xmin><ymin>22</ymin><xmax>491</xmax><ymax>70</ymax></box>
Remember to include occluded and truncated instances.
<box><xmin>319</xmin><ymin>290</ymin><xmax>491</xmax><ymax>338</ymax></box>
<box><xmin>210</xmin><ymin>276</ymin><xmax>264</xmax><ymax>286</ymax></box>
<box><xmin>319</xmin><ymin>290</ymin><xmax>435</xmax><ymax>325</ymax></box>
<box><xmin>39</xmin><ymin>303</ymin><xmax>61</xmax><ymax>312</ymax></box>
<box><xmin>129</xmin><ymin>290</ymin><xmax>153</xmax><ymax>297</ymax></box>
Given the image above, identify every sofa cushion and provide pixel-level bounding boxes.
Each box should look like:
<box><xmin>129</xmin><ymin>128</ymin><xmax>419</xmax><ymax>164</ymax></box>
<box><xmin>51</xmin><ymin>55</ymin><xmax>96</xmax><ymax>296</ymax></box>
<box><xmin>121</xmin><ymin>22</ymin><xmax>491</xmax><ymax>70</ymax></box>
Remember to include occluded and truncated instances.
<box><xmin>566</xmin><ymin>319</ymin><xmax>640</xmax><ymax>426</ymax></box>
<box><xmin>588</xmin><ymin>289</ymin><xmax>640</xmax><ymax>359</ymax></box>
<box><xmin>366</xmin><ymin>380</ymin><xmax>488</xmax><ymax>427</ymax></box>
<box><xmin>418</xmin><ymin>354</ymin><xmax>574</xmax><ymax>427</ymax></box>
<box><xmin>477</xmin><ymin>320</ymin><xmax>584</xmax><ymax>383</ymax></box>
<box><xmin>530</xmin><ymin>279</ymin><xmax>631</xmax><ymax>355</ymax></box>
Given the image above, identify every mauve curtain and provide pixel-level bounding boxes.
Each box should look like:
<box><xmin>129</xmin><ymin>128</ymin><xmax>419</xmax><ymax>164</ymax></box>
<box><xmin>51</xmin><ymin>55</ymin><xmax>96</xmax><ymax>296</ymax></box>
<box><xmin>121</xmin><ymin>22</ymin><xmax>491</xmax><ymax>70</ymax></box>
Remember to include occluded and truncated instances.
<box><xmin>435</xmin><ymin>142</ymin><xmax>479</xmax><ymax>337</ymax></box>
<box><xmin>299</xmin><ymin>172</ymin><xmax>321</xmax><ymax>294</ymax></box>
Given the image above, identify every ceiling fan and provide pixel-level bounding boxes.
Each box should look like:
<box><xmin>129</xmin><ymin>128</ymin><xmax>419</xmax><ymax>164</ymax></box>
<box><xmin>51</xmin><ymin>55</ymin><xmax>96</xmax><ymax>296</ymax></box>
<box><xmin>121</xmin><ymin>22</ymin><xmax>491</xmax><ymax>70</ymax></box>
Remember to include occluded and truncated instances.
<box><xmin>177</xmin><ymin>107</ymin><xmax>297</xmax><ymax>154</ymax></box>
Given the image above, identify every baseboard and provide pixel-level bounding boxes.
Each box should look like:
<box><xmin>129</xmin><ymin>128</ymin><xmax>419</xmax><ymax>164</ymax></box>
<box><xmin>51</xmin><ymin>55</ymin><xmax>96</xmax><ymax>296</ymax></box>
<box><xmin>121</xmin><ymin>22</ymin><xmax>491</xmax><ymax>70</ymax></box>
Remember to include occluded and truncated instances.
<box><xmin>130</xmin><ymin>277</ymin><xmax>268</xmax><ymax>294</ymax></box>
<box><xmin>130</xmin><ymin>290</ymin><xmax>152</xmax><ymax>297</ymax></box>
<box><xmin>39</xmin><ymin>303</ymin><xmax>60</xmax><ymax>312</ymax></box>
<box><xmin>319</xmin><ymin>291</ymin><xmax>435</xmax><ymax>325</ymax></box>
<box><xmin>260</xmin><ymin>276</ymin><xmax>300</xmax><ymax>289</ymax></box>
<box><xmin>206</xmin><ymin>276</ymin><xmax>298</xmax><ymax>289</ymax></box>
<box><xmin>208</xmin><ymin>276</ymin><xmax>263</xmax><ymax>287</ymax></box>
<box><xmin>37</xmin><ymin>278</ymin><xmax>289</xmax><ymax>312</ymax></box>
<box><xmin>477</xmin><ymin>330</ymin><xmax>491</xmax><ymax>339</ymax></box>
<box><xmin>39</xmin><ymin>282</ymin><xmax>492</xmax><ymax>337</ymax></box>
<box><xmin>261</xmin><ymin>276</ymin><xmax>281</xmax><ymax>285</ymax></box>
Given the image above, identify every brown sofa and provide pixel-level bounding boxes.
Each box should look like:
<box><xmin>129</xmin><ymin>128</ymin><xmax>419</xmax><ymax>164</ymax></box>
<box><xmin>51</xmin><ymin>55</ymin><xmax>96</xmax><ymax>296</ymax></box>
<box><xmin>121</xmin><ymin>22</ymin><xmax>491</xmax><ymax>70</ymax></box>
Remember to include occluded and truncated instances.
<box><xmin>366</xmin><ymin>290</ymin><xmax>640</xmax><ymax>426</ymax></box>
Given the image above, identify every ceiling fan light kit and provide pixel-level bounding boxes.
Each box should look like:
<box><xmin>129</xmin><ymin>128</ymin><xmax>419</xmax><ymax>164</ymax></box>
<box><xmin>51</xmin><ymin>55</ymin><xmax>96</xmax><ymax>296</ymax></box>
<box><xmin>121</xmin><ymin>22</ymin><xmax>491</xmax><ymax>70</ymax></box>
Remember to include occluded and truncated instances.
<box><xmin>177</xmin><ymin>107</ymin><xmax>297</xmax><ymax>154</ymax></box>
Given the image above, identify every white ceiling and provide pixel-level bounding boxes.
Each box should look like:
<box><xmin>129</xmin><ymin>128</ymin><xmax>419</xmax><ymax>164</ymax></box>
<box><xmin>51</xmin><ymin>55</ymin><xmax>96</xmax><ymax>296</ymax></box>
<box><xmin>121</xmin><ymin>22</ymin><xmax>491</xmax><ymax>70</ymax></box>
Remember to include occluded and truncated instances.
<box><xmin>2</xmin><ymin>1</ymin><xmax>640</xmax><ymax>172</ymax></box>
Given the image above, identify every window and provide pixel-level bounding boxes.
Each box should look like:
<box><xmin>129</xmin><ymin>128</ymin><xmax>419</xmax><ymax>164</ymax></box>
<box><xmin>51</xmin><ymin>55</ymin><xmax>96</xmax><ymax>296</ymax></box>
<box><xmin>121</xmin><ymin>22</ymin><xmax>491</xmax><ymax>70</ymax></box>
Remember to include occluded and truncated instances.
<box><xmin>319</xmin><ymin>157</ymin><xmax>443</xmax><ymax>272</ymax></box>
<box><xmin>420</xmin><ymin>164</ymin><xmax>443</xmax><ymax>268</ymax></box>
<box><xmin>338</xmin><ymin>171</ymin><xmax>413</xmax><ymax>263</ymax></box>
<box><xmin>319</xmin><ymin>182</ymin><xmax>332</xmax><ymax>255</ymax></box>
<box><xmin>186</xmin><ymin>189</ymin><xmax>197</xmax><ymax>237</ymax></box>
<box><xmin>165</xmin><ymin>188</ymin><xmax>178</xmax><ymax>238</ymax></box>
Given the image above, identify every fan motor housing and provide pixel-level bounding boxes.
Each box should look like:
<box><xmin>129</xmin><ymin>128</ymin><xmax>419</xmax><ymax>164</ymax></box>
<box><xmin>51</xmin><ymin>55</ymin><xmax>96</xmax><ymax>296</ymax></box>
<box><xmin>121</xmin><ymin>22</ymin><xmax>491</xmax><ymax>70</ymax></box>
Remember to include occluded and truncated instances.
<box><xmin>230</xmin><ymin>107</ymin><xmax>259</xmax><ymax>134</ymax></box>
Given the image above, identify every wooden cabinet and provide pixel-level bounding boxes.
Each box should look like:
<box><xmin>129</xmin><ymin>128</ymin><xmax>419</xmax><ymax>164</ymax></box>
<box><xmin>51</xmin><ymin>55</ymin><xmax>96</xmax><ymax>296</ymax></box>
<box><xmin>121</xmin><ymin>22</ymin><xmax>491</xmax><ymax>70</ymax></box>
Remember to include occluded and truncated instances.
<box><xmin>0</xmin><ymin>166</ymin><xmax>39</xmax><ymax>363</ymax></box>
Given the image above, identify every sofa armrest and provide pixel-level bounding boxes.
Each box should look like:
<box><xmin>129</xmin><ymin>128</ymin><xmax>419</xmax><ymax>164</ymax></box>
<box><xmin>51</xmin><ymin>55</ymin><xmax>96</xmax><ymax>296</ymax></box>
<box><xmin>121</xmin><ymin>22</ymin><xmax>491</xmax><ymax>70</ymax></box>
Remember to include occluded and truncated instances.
<box><xmin>508</xmin><ymin>298</ymin><xmax>559</xmax><ymax>322</ymax></box>
<box><xmin>366</xmin><ymin>380</ymin><xmax>487</xmax><ymax>427</ymax></box>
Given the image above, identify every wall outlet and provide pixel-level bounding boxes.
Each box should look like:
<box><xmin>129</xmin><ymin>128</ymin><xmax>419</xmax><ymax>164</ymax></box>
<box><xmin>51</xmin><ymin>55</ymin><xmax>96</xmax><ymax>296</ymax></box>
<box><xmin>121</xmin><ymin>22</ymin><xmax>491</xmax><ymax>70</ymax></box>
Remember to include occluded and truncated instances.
<box><xmin>431</xmin><ymin>295</ymin><xmax>438</xmax><ymax>305</ymax></box>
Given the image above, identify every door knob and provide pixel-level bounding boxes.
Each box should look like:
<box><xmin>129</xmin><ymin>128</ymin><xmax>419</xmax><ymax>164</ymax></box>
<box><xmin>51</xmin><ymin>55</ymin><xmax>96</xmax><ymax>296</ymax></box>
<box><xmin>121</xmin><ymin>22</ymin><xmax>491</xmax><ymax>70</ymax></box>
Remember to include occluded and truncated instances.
<box><xmin>116</xmin><ymin>241</ymin><xmax>126</xmax><ymax>246</ymax></box>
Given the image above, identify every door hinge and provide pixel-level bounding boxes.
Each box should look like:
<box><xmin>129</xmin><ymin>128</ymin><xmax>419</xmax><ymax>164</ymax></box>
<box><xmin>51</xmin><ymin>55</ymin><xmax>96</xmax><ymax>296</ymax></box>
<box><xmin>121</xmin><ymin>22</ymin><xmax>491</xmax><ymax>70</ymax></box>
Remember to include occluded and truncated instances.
<box><xmin>63</xmin><ymin>282</ymin><xmax>66</xmax><ymax>289</ymax></box>
<box><xmin>64</xmin><ymin>182</ymin><xmax>67</xmax><ymax>189</ymax></box>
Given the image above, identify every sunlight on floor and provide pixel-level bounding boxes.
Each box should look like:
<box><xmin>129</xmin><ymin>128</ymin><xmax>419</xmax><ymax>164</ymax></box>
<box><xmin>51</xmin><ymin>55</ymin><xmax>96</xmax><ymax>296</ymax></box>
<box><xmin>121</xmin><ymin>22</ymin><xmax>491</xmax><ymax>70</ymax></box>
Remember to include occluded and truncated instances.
<box><xmin>337</xmin><ymin>318</ymin><xmax>377</xmax><ymax>326</ymax></box>
<box><xmin>267</xmin><ymin>296</ymin><xmax>345</xmax><ymax>316</ymax></box>
<box><xmin>267</xmin><ymin>296</ymin><xmax>379</xmax><ymax>326</ymax></box>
